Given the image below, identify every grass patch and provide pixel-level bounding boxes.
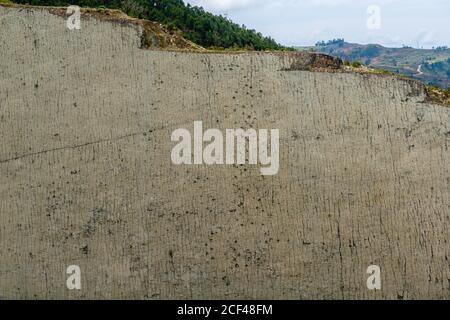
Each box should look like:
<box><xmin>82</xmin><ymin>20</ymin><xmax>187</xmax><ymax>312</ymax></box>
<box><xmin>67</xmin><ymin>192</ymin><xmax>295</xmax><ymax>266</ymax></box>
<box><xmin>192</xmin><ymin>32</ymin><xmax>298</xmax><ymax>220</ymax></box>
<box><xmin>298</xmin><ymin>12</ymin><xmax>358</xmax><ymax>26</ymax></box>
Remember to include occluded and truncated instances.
<box><xmin>426</xmin><ymin>85</ymin><xmax>450</xmax><ymax>106</ymax></box>
<box><xmin>351</xmin><ymin>61</ymin><xmax>362</xmax><ymax>68</ymax></box>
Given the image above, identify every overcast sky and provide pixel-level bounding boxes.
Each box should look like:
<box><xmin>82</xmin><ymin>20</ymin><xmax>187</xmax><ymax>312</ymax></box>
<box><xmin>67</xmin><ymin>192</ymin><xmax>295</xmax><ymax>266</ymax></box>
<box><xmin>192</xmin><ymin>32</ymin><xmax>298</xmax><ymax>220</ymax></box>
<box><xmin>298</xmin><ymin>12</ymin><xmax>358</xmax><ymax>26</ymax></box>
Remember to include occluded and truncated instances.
<box><xmin>185</xmin><ymin>0</ymin><xmax>450</xmax><ymax>48</ymax></box>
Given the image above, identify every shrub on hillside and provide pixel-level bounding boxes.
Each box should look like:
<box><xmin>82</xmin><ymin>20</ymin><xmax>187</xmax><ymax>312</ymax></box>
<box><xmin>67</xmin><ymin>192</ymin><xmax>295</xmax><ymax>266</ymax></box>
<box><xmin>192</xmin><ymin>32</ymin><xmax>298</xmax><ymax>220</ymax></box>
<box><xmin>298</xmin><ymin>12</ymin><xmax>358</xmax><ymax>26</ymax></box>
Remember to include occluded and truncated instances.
<box><xmin>351</xmin><ymin>61</ymin><xmax>362</xmax><ymax>68</ymax></box>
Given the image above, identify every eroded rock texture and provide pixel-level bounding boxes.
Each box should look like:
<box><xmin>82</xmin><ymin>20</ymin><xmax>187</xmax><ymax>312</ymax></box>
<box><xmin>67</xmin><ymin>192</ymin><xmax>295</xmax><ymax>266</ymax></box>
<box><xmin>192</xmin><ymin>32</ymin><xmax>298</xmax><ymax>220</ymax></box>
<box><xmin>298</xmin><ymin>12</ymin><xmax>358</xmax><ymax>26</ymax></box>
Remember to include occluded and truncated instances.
<box><xmin>0</xmin><ymin>5</ymin><xmax>449</xmax><ymax>299</ymax></box>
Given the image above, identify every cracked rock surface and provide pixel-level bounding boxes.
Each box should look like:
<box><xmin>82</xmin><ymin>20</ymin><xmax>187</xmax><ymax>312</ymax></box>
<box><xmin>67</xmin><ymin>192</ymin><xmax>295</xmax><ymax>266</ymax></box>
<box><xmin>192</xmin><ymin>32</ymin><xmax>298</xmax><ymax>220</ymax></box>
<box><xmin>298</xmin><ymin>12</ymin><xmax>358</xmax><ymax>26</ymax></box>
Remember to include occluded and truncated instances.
<box><xmin>1</xmin><ymin>5</ymin><xmax>450</xmax><ymax>299</ymax></box>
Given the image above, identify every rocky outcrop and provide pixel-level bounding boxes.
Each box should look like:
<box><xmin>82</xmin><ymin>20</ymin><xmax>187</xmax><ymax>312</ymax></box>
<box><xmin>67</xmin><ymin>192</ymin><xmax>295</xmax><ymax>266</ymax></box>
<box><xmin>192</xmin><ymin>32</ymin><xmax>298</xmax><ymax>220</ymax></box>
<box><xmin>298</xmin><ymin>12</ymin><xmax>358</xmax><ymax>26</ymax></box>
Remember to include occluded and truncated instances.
<box><xmin>283</xmin><ymin>51</ymin><xmax>343</xmax><ymax>71</ymax></box>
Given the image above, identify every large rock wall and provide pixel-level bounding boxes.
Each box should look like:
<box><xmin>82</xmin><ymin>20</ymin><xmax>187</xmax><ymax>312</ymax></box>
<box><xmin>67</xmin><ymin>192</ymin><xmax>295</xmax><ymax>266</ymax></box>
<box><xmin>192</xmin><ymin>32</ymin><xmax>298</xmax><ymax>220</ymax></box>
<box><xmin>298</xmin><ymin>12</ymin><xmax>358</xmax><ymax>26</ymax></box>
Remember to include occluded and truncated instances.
<box><xmin>1</xmin><ymin>5</ymin><xmax>449</xmax><ymax>299</ymax></box>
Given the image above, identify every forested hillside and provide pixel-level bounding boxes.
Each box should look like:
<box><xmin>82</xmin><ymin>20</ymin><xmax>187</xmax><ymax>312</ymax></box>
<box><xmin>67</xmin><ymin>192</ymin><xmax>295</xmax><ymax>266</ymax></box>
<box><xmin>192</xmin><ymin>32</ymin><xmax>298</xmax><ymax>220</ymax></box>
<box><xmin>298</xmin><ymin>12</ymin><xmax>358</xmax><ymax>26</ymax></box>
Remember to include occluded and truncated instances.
<box><xmin>312</xmin><ymin>39</ymin><xmax>450</xmax><ymax>88</ymax></box>
<box><xmin>12</xmin><ymin>0</ymin><xmax>286</xmax><ymax>50</ymax></box>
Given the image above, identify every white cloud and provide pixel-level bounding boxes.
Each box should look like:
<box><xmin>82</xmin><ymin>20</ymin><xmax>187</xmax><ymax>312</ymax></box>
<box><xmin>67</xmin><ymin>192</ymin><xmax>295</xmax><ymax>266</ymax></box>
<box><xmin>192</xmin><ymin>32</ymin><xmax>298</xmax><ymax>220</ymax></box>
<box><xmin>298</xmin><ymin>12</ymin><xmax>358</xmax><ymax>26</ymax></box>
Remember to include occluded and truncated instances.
<box><xmin>413</xmin><ymin>29</ymin><xmax>437</xmax><ymax>47</ymax></box>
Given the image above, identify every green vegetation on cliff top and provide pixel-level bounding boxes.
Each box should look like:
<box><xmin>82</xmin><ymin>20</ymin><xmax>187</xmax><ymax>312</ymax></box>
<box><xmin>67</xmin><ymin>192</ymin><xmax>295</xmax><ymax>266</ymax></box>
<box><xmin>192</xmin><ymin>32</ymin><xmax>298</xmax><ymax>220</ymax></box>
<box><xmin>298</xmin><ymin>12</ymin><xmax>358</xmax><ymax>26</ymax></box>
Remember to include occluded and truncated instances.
<box><xmin>10</xmin><ymin>0</ymin><xmax>288</xmax><ymax>51</ymax></box>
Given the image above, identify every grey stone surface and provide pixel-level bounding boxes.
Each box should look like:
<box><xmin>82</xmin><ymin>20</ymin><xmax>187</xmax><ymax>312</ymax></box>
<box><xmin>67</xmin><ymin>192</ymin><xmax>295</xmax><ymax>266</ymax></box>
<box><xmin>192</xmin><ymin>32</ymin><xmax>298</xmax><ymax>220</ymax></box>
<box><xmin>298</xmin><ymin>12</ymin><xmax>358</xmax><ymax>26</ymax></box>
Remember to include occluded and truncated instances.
<box><xmin>0</xmin><ymin>5</ymin><xmax>449</xmax><ymax>299</ymax></box>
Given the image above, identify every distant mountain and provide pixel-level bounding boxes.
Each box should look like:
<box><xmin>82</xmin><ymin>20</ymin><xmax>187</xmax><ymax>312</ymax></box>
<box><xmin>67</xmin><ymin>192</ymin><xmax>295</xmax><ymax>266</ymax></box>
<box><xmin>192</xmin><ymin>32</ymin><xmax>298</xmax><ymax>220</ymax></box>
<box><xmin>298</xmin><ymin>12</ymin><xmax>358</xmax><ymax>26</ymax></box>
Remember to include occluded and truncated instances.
<box><xmin>12</xmin><ymin>0</ymin><xmax>287</xmax><ymax>50</ymax></box>
<box><xmin>301</xmin><ymin>39</ymin><xmax>450</xmax><ymax>88</ymax></box>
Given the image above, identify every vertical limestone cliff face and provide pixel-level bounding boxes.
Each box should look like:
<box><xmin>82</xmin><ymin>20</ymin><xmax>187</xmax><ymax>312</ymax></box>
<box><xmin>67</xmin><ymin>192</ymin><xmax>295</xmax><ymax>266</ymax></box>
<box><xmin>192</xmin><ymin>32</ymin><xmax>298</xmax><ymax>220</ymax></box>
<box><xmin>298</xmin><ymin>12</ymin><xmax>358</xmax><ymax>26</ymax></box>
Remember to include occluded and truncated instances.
<box><xmin>0</xmin><ymin>5</ymin><xmax>449</xmax><ymax>299</ymax></box>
